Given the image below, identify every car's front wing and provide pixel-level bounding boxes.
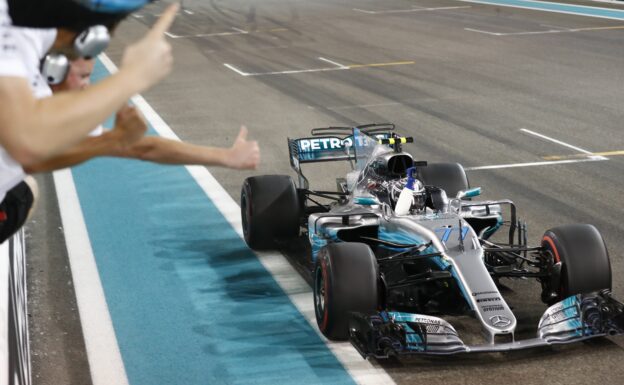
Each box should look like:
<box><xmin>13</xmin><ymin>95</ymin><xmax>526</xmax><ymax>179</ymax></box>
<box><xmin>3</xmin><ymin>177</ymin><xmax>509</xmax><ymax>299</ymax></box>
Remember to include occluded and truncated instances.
<box><xmin>349</xmin><ymin>292</ymin><xmax>624</xmax><ymax>358</ymax></box>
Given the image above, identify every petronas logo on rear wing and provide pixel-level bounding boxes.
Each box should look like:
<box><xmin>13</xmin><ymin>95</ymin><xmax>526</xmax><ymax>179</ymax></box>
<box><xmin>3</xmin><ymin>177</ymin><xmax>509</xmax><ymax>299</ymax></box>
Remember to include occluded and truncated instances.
<box><xmin>288</xmin><ymin>133</ymin><xmax>390</xmax><ymax>163</ymax></box>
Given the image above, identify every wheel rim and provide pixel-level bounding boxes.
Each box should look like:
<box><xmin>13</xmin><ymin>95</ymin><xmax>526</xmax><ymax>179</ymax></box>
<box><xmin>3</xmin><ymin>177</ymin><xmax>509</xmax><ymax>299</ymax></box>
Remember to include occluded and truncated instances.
<box><xmin>542</xmin><ymin>236</ymin><xmax>567</xmax><ymax>300</ymax></box>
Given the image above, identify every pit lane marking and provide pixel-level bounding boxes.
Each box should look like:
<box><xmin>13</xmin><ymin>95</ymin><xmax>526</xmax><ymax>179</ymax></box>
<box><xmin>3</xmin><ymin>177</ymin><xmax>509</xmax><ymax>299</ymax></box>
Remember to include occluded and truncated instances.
<box><xmin>465</xmin><ymin>24</ymin><xmax>624</xmax><ymax>36</ymax></box>
<box><xmin>53</xmin><ymin>170</ymin><xmax>129</xmax><ymax>385</ymax></box>
<box><xmin>520</xmin><ymin>128</ymin><xmax>608</xmax><ymax>160</ymax></box>
<box><xmin>467</xmin><ymin>129</ymin><xmax>610</xmax><ymax>170</ymax></box>
<box><xmin>353</xmin><ymin>6</ymin><xmax>471</xmax><ymax>14</ymax></box>
<box><xmin>224</xmin><ymin>57</ymin><xmax>415</xmax><ymax>77</ymax></box>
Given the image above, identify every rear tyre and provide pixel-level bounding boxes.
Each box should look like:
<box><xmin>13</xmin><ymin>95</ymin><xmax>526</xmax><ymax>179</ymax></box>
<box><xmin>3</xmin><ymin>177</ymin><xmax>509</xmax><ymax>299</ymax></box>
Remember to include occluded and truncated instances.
<box><xmin>241</xmin><ymin>175</ymin><xmax>300</xmax><ymax>250</ymax></box>
<box><xmin>542</xmin><ymin>224</ymin><xmax>611</xmax><ymax>304</ymax></box>
<box><xmin>314</xmin><ymin>242</ymin><xmax>379</xmax><ymax>340</ymax></box>
<box><xmin>417</xmin><ymin>163</ymin><xmax>469</xmax><ymax>198</ymax></box>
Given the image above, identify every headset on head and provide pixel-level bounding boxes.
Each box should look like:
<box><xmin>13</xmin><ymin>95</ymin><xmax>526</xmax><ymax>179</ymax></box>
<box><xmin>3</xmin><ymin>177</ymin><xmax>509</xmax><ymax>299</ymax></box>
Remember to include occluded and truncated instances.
<box><xmin>39</xmin><ymin>0</ymin><xmax>155</xmax><ymax>85</ymax></box>
<box><xmin>41</xmin><ymin>25</ymin><xmax>110</xmax><ymax>85</ymax></box>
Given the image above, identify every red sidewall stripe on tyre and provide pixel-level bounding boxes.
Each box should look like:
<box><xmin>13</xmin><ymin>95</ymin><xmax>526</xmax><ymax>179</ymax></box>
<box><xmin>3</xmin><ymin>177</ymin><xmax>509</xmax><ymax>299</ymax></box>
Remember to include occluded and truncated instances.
<box><xmin>542</xmin><ymin>236</ymin><xmax>561</xmax><ymax>263</ymax></box>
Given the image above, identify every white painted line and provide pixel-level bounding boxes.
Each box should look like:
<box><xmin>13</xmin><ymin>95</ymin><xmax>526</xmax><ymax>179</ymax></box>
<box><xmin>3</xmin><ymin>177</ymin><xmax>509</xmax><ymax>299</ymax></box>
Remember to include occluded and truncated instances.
<box><xmin>520</xmin><ymin>128</ymin><xmax>608</xmax><ymax>160</ymax></box>
<box><xmin>182</xmin><ymin>9</ymin><xmax>194</xmax><ymax>15</ymax></box>
<box><xmin>224</xmin><ymin>58</ymin><xmax>413</xmax><ymax>77</ymax></box>
<box><xmin>466</xmin><ymin>27</ymin><xmax>563</xmax><ymax>35</ymax></box>
<box><xmin>327</xmin><ymin>101</ymin><xmax>405</xmax><ymax>110</ymax></box>
<box><xmin>99</xmin><ymin>54</ymin><xmax>396</xmax><ymax>385</ymax></box>
<box><xmin>166</xmin><ymin>29</ymin><xmax>250</xmax><ymax>39</ymax></box>
<box><xmin>540</xmin><ymin>23</ymin><xmax>572</xmax><ymax>29</ymax></box>
<box><xmin>353</xmin><ymin>6</ymin><xmax>471</xmax><ymax>14</ymax></box>
<box><xmin>464</xmin><ymin>27</ymin><xmax>502</xmax><ymax>35</ymax></box>
<box><xmin>353</xmin><ymin>8</ymin><xmax>376</xmax><ymax>14</ymax></box>
<box><xmin>503</xmin><ymin>28</ymin><xmax>568</xmax><ymax>35</ymax></box>
<box><xmin>465</xmin><ymin>157</ymin><xmax>605</xmax><ymax>171</ymax></box>
<box><xmin>318</xmin><ymin>57</ymin><xmax>348</xmax><ymax>69</ymax></box>
<box><xmin>231</xmin><ymin>27</ymin><xmax>249</xmax><ymax>34</ymax></box>
<box><xmin>164</xmin><ymin>31</ymin><xmax>180</xmax><ymax>38</ymax></box>
<box><xmin>52</xmin><ymin>168</ymin><xmax>130</xmax><ymax>385</ymax></box>
<box><xmin>223</xmin><ymin>63</ymin><xmax>250</xmax><ymax>77</ymax></box>
<box><xmin>466</xmin><ymin>24</ymin><xmax>624</xmax><ymax>35</ymax></box>
<box><xmin>229</xmin><ymin>66</ymin><xmax>349</xmax><ymax>77</ymax></box>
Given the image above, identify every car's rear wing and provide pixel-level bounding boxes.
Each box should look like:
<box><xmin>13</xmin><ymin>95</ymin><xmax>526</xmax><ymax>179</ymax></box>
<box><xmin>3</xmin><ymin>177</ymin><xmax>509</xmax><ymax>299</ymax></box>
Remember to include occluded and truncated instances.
<box><xmin>288</xmin><ymin>123</ymin><xmax>395</xmax><ymax>188</ymax></box>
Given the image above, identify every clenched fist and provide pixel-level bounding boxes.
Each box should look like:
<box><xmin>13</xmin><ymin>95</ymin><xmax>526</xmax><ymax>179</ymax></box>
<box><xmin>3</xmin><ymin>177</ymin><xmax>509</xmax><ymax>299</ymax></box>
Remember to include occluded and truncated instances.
<box><xmin>111</xmin><ymin>105</ymin><xmax>148</xmax><ymax>152</ymax></box>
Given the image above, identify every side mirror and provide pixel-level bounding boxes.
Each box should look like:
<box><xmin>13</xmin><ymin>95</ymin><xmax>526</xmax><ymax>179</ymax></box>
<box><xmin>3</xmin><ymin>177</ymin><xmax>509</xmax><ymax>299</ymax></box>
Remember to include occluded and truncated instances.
<box><xmin>456</xmin><ymin>187</ymin><xmax>482</xmax><ymax>199</ymax></box>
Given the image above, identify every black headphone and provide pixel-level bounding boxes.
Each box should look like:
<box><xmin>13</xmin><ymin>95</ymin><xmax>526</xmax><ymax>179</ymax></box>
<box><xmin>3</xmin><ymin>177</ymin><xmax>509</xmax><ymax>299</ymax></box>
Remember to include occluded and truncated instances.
<box><xmin>41</xmin><ymin>25</ymin><xmax>110</xmax><ymax>85</ymax></box>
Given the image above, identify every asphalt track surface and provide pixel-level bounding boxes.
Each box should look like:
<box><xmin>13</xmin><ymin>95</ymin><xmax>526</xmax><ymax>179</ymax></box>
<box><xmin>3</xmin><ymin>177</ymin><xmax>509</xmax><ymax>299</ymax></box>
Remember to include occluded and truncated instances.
<box><xmin>25</xmin><ymin>0</ymin><xmax>624</xmax><ymax>384</ymax></box>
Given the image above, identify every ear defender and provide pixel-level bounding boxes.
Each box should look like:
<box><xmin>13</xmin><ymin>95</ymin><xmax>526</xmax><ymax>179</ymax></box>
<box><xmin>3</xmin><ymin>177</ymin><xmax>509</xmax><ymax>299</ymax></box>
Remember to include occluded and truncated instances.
<box><xmin>74</xmin><ymin>25</ymin><xmax>110</xmax><ymax>59</ymax></box>
<box><xmin>41</xmin><ymin>25</ymin><xmax>110</xmax><ymax>85</ymax></box>
<box><xmin>41</xmin><ymin>54</ymin><xmax>70</xmax><ymax>85</ymax></box>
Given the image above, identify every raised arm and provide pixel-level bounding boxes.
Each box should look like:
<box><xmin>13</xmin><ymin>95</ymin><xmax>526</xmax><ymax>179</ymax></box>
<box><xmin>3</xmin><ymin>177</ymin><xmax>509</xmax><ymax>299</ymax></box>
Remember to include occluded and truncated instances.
<box><xmin>26</xmin><ymin>107</ymin><xmax>260</xmax><ymax>173</ymax></box>
<box><xmin>121</xmin><ymin>126</ymin><xmax>260</xmax><ymax>169</ymax></box>
<box><xmin>24</xmin><ymin>105</ymin><xmax>148</xmax><ymax>173</ymax></box>
<box><xmin>0</xmin><ymin>4</ymin><xmax>178</xmax><ymax>166</ymax></box>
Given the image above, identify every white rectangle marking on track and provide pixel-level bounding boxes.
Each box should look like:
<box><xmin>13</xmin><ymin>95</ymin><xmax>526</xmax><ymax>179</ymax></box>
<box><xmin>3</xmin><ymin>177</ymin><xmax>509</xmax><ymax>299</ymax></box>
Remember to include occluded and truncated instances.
<box><xmin>98</xmin><ymin>54</ymin><xmax>396</xmax><ymax>385</ymax></box>
<box><xmin>520</xmin><ymin>128</ymin><xmax>608</xmax><ymax>160</ymax></box>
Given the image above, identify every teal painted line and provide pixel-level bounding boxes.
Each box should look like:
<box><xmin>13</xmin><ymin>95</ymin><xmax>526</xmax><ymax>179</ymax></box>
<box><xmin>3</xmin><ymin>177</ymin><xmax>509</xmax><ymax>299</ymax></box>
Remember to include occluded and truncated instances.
<box><xmin>70</xmin><ymin>60</ymin><xmax>356</xmax><ymax>385</ymax></box>
<box><xmin>458</xmin><ymin>0</ymin><xmax>624</xmax><ymax>20</ymax></box>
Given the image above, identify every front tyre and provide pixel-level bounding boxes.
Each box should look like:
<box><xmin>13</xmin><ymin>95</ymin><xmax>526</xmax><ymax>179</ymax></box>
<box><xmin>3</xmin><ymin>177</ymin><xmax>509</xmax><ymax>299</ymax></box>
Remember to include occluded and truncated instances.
<box><xmin>314</xmin><ymin>242</ymin><xmax>379</xmax><ymax>340</ymax></box>
<box><xmin>541</xmin><ymin>224</ymin><xmax>611</xmax><ymax>304</ymax></box>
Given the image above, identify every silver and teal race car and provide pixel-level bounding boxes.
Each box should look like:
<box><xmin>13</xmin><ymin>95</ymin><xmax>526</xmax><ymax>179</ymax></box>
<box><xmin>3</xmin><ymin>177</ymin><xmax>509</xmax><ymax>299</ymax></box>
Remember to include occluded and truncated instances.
<box><xmin>241</xmin><ymin>123</ymin><xmax>624</xmax><ymax>358</ymax></box>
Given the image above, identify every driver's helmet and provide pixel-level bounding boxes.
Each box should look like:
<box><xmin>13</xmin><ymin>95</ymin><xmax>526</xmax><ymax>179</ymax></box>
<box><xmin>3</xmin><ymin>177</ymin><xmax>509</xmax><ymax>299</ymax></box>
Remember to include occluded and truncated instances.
<box><xmin>389</xmin><ymin>177</ymin><xmax>426</xmax><ymax>213</ymax></box>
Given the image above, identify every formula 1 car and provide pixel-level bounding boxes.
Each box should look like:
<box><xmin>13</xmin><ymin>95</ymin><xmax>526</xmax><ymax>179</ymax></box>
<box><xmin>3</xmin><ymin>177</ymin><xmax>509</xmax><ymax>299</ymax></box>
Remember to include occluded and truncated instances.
<box><xmin>240</xmin><ymin>123</ymin><xmax>624</xmax><ymax>358</ymax></box>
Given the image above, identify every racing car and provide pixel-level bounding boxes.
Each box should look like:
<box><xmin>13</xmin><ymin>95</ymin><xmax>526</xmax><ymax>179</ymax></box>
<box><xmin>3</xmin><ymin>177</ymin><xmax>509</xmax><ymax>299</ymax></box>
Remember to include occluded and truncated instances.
<box><xmin>240</xmin><ymin>123</ymin><xmax>624</xmax><ymax>358</ymax></box>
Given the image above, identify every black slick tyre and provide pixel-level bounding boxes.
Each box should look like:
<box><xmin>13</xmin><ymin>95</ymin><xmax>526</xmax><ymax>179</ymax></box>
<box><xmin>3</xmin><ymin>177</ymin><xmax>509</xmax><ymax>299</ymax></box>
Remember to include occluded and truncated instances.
<box><xmin>314</xmin><ymin>242</ymin><xmax>379</xmax><ymax>340</ymax></box>
<box><xmin>240</xmin><ymin>175</ymin><xmax>300</xmax><ymax>250</ymax></box>
<box><xmin>542</xmin><ymin>224</ymin><xmax>611</xmax><ymax>302</ymax></box>
<box><xmin>417</xmin><ymin>163</ymin><xmax>469</xmax><ymax>198</ymax></box>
